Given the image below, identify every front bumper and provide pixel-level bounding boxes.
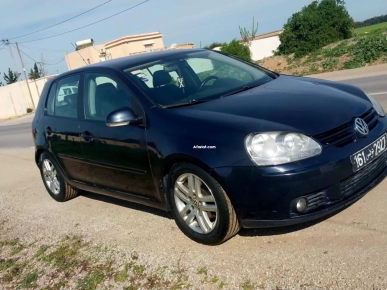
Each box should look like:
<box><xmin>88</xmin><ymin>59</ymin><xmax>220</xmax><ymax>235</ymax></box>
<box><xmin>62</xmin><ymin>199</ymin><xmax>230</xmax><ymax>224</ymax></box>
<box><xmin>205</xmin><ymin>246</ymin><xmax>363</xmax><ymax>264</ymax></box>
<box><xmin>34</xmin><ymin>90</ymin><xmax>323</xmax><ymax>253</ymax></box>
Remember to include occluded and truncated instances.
<box><xmin>212</xmin><ymin>117</ymin><xmax>387</xmax><ymax>228</ymax></box>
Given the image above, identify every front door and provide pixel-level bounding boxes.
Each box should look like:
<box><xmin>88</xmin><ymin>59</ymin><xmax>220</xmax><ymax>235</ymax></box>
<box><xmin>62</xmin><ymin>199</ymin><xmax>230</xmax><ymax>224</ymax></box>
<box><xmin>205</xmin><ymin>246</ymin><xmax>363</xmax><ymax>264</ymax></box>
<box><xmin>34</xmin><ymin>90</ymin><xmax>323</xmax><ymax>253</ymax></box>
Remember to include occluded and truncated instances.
<box><xmin>79</xmin><ymin>72</ymin><xmax>156</xmax><ymax>199</ymax></box>
<box><xmin>43</xmin><ymin>73</ymin><xmax>91</xmax><ymax>184</ymax></box>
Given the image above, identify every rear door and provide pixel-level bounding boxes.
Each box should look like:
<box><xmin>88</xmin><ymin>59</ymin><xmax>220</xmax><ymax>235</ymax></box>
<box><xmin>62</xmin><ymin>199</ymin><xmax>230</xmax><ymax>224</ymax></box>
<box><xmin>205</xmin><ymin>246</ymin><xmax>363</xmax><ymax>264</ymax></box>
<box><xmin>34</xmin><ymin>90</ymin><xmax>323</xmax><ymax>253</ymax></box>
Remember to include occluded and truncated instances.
<box><xmin>43</xmin><ymin>73</ymin><xmax>91</xmax><ymax>184</ymax></box>
<box><xmin>78</xmin><ymin>71</ymin><xmax>156</xmax><ymax>199</ymax></box>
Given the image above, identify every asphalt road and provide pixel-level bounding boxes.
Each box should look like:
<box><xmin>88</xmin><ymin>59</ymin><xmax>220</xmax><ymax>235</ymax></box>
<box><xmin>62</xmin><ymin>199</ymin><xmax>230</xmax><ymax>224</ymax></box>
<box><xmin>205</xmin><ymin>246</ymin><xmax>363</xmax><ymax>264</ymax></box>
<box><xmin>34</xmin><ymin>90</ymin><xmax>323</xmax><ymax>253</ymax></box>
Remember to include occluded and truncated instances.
<box><xmin>0</xmin><ymin>122</ymin><xmax>33</xmax><ymax>148</ymax></box>
<box><xmin>0</xmin><ymin>74</ymin><xmax>386</xmax><ymax>149</ymax></box>
<box><xmin>342</xmin><ymin>75</ymin><xmax>387</xmax><ymax>108</ymax></box>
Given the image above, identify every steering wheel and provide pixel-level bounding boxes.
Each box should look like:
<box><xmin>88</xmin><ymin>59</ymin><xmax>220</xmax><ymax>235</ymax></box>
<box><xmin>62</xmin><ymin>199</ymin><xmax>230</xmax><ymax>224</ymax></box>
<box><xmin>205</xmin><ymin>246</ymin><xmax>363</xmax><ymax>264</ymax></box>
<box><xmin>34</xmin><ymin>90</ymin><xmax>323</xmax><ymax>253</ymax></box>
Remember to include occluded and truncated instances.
<box><xmin>198</xmin><ymin>76</ymin><xmax>219</xmax><ymax>91</ymax></box>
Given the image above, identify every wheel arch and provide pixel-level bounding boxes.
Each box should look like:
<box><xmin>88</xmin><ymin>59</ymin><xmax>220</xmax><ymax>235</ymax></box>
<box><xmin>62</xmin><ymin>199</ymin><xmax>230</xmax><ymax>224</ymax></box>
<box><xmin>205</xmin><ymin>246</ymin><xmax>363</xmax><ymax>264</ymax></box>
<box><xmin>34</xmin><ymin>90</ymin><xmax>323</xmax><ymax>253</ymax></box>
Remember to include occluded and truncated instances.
<box><xmin>35</xmin><ymin>148</ymin><xmax>47</xmax><ymax>166</ymax></box>
<box><xmin>161</xmin><ymin>154</ymin><xmax>212</xmax><ymax>179</ymax></box>
<box><xmin>160</xmin><ymin>154</ymin><xmax>235</xmax><ymax>211</ymax></box>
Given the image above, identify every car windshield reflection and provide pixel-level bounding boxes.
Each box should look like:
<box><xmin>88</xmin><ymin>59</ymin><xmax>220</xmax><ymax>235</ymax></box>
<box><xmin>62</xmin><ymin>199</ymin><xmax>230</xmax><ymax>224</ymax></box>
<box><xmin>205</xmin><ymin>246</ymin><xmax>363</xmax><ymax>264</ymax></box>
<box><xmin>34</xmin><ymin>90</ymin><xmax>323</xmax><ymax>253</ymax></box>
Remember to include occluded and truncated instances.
<box><xmin>124</xmin><ymin>50</ymin><xmax>275</xmax><ymax>107</ymax></box>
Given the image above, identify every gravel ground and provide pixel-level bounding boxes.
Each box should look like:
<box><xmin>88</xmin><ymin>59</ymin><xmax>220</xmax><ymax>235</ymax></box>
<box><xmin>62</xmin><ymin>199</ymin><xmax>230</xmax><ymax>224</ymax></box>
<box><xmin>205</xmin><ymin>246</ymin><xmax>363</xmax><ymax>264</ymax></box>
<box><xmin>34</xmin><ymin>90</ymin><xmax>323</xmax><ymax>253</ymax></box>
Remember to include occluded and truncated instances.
<box><xmin>1</xmin><ymin>148</ymin><xmax>387</xmax><ymax>289</ymax></box>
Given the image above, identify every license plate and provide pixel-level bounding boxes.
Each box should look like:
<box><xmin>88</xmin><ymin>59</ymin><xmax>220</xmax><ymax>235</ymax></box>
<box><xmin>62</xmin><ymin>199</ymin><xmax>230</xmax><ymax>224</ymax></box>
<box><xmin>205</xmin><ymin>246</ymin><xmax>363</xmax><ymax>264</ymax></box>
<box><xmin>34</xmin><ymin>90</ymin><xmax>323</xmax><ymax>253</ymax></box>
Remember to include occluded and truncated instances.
<box><xmin>350</xmin><ymin>133</ymin><xmax>387</xmax><ymax>172</ymax></box>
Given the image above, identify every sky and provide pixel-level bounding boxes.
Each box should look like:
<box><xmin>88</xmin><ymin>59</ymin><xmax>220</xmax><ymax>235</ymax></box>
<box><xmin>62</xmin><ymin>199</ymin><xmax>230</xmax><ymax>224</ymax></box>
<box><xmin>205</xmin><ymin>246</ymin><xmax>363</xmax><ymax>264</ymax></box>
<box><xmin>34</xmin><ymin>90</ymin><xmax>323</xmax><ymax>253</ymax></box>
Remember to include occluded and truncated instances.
<box><xmin>0</xmin><ymin>0</ymin><xmax>386</xmax><ymax>79</ymax></box>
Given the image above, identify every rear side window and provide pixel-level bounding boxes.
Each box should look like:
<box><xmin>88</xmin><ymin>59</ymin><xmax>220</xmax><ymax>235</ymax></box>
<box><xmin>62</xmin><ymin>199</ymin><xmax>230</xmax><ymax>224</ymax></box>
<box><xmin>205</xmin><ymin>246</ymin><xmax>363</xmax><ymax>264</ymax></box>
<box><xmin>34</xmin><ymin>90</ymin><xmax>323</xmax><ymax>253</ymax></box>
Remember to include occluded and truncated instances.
<box><xmin>46</xmin><ymin>74</ymin><xmax>80</xmax><ymax>119</ymax></box>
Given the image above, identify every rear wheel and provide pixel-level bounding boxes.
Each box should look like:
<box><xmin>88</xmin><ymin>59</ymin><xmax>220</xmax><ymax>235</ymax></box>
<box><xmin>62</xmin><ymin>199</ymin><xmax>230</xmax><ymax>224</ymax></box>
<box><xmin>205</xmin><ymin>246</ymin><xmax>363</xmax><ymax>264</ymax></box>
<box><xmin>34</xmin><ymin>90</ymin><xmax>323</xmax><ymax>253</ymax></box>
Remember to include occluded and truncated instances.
<box><xmin>39</xmin><ymin>152</ymin><xmax>78</xmax><ymax>202</ymax></box>
<box><xmin>167</xmin><ymin>163</ymin><xmax>240</xmax><ymax>245</ymax></box>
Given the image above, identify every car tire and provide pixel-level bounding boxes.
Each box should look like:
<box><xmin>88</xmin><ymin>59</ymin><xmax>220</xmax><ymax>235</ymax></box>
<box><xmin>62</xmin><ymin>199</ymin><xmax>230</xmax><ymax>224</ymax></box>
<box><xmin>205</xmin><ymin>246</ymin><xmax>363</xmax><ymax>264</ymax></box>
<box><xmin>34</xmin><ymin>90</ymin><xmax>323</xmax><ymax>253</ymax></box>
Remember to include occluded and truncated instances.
<box><xmin>39</xmin><ymin>152</ymin><xmax>78</xmax><ymax>202</ymax></box>
<box><xmin>167</xmin><ymin>163</ymin><xmax>240</xmax><ymax>245</ymax></box>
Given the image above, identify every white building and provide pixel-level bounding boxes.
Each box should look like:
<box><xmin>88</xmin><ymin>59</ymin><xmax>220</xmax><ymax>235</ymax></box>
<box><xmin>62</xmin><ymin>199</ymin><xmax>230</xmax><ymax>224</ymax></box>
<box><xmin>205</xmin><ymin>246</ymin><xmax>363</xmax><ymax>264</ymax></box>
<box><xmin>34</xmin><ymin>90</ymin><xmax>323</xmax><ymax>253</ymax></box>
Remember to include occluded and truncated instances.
<box><xmin>249</xmin><ymin>29</ymin><xmax>283</xmax><ymax>61</ymax></box>
<box><xmin>213</xmin><ymin>29</ymin><xmax>283</xmax><ymax>61</ymax></box>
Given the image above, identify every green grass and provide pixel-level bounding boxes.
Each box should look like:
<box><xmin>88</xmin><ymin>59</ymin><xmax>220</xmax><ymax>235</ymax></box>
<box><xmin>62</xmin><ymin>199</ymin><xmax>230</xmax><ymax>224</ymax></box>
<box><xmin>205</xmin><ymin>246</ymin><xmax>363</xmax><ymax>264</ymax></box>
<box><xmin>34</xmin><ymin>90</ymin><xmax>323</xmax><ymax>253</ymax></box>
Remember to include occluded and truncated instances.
<box><xmin>20</xmin><ymin>269</ymin><xmax>39</xmax><ymax>288</ymax></box>
<box><xmin>41</xmin><ymin>236</ymin><xmax>85</xmax><ymax>272</ymax></box>
<box><xmin>0</xmin><ymin>234</ymin><xmax>196</xmax><ymax>289</ymax></box>
<box><xmin>355</xmin><ymin>22</ymin><xmax>387</xmax><ymax>34</ymax></box>
<box><xmin>77</xmin><ymin>267</ymin><xmax>105</xmax><ymax>290</ymax></box>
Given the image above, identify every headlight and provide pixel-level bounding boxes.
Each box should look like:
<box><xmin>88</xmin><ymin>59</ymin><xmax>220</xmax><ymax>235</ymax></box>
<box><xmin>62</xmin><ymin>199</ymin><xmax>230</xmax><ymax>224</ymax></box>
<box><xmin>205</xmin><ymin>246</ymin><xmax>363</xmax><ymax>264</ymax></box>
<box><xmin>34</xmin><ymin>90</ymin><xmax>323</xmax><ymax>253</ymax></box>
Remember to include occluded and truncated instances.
<box><xmin>245</xmin><ymin>132</ymin><xmax>322</xmax><ymax>166</ymax></box>
<box><xmin>368</xmin><ymin>95</ymin><xmax>385</xmax><ymax>117</ymax></box>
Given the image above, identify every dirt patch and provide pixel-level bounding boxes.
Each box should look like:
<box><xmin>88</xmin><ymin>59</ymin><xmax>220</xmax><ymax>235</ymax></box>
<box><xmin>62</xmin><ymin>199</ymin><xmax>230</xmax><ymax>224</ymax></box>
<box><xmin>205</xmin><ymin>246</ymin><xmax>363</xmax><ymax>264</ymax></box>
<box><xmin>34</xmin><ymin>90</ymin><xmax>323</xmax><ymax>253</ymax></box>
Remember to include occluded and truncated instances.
<box><xmin>257</xmin><ymin>33</ymin><xmax>386</xmax><ymax>76</ymax></box>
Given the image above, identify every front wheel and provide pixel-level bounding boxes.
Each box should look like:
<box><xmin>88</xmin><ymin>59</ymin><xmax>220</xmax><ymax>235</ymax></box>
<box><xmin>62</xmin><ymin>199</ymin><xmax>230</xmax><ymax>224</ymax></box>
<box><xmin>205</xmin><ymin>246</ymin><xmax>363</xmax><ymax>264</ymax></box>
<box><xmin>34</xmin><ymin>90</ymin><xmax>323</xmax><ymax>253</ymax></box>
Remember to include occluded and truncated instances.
<box><xmin>39</xmin><ymin>152</ymin><xmax>78</xmax><ymax>202</ymax></box>
<box><xmin>167</xmin><ymin>163</ymin><xmax>240</xmax><ymax>245</ymax></box>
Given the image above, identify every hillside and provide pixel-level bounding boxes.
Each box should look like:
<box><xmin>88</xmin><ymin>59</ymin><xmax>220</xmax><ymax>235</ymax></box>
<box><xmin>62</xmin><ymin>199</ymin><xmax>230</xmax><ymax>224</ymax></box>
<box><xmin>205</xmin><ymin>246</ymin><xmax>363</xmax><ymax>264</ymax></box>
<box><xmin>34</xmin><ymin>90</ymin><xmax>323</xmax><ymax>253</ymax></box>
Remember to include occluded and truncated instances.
<box><xmin>355</xmin><ymin>22</ymin><xmax>387</xmax><ymax>35</ymax></box>
<box><xmin>257</xmin><ymin>27</ymin><xmax>387</xmax><ymax>76</ymax></box>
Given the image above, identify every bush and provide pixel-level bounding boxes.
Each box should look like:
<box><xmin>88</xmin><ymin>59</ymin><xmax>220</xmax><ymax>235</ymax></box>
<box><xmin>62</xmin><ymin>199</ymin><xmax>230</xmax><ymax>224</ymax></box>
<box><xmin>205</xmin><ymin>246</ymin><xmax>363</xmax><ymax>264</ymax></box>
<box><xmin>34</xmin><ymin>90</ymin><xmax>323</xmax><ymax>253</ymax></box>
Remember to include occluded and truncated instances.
<box><xmin>350</xmin><ymin>34</ymin><xmax>387</xmax><ymax>63</ymax></box>
<box><xmin>277</xmin><ymin>0</ymin><xmax>355</xmax><ymax>57</ymax></box>
<box><xmin>220</xmin><ymin>39</ymin><xmax>252</xmax><ymax>62</ymax></box>
<box><xmin>203</xmin><ymin>42</ymin><xmax>227</xmax><ymax>50</ymax></box>
<box><xmin>26</xmin><ymin>108</ymin><xmax>33</xmax><ymax>113</ymax></box>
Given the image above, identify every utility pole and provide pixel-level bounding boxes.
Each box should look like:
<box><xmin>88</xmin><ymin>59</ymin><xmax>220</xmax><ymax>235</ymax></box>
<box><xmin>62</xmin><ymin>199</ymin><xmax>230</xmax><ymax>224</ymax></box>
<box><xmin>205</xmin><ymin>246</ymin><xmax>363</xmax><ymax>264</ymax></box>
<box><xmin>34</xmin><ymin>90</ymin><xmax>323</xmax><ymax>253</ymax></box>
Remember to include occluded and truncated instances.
<box><xmin>15</xmin><ymin>42</ymin><xmax>35</xmax><ymax>110</ymax></box>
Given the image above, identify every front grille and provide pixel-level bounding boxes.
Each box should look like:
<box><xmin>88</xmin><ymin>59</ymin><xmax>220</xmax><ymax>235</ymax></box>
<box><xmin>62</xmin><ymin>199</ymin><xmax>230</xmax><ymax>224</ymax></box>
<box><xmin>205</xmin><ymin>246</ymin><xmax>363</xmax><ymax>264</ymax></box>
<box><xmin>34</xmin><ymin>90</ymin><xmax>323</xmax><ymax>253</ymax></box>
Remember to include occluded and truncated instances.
<box><xmin>314</xmin><ymin>108</ymin><xmax>378</xmax><ymax>147</ymax></box>
<box><xmin>340</xmin><ymin>152</ymin><xmax>387</xmax><ymax>197</ymax></box>
<box><xmin>305</xmin><ymin>192</ymin><xmax>328</xmax><ymax>212</ymax></box>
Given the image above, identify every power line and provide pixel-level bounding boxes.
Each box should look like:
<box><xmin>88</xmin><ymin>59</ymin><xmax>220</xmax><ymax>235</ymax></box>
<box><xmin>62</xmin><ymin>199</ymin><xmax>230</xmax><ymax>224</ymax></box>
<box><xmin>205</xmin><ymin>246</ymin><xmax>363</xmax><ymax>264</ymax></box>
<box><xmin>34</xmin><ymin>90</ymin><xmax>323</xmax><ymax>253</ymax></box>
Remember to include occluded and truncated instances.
<box><xmin>19</xmin><ymin>43</ymin><xmax>72</xmax><ymax>52</ymax></box>
<box><xmin>16</xmin><ymin>46</ymin><xmax>37</xmax><ymax>62</ymax></box>
<box><xmin>44</xmin><ymin>57</ymin><xmax>65</xmax><ymax>66</ymax></box>
<box><xmin>71</xmin><ymin>43</ymin><xmax>88</xmax><ymax>65</ymax></box>
<box><xmin>15</xmin><ymin>45</ymin><xmax>66</xmax><ymax>66</ymax></box>
<box><xmin>8</xmin><ymin>0</ymin><xmax>112</xmax><ymax>40</ymax></box>
<box><xmin>0</xmin><ymin>44</ymin><xmax>7</xmax><ymax>52</ymax></box>
<box><xmin>18</xmin><ymin>0</ymin><xmax>149</xmax><ymax>44</ymax></box>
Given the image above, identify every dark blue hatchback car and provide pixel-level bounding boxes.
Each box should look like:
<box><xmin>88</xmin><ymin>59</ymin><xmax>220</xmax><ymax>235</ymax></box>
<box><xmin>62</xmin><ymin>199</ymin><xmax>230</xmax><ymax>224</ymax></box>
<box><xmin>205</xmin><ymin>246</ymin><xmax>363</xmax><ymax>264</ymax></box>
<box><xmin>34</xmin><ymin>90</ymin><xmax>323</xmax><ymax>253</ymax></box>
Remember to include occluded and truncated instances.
<box><xmin>32</xmin><ymin>49</ymin><xmax>387</xmax><ymax>245</ymax></box>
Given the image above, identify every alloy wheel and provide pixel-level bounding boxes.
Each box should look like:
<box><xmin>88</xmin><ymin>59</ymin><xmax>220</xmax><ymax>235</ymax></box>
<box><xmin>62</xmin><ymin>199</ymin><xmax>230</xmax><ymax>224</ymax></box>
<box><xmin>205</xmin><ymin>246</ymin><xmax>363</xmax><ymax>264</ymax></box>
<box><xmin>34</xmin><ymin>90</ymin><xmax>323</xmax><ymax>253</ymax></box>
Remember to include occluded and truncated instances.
<box><xmin>174</xmin><ymin>173</ymin><xmax>218</xmax><ymax>234</ymax></box>
<box><xmin>42</xmin><ymin>159</ymin><xmax>60</xmax><ymax>195</ymax></box>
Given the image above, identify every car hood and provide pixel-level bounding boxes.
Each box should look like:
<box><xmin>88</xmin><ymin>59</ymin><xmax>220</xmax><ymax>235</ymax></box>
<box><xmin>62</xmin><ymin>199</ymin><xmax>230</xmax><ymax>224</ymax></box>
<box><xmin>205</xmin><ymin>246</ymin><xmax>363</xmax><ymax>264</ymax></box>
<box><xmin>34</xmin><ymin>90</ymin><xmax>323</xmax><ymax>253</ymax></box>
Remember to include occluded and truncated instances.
<box><xmin>175</xmin><ymin>75</ymin><xmax>372</xmax><ymax>136</ymax></box>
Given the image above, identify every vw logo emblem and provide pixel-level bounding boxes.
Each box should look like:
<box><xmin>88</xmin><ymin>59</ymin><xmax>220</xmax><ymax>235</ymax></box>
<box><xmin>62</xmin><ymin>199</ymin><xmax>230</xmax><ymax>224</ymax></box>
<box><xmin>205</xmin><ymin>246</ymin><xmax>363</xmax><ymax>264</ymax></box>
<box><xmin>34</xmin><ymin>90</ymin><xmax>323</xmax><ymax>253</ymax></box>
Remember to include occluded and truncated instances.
<box><xmin>354</xmin><ymin>118</ymin><xmax>369</xmax><ymax>137</ymax></box>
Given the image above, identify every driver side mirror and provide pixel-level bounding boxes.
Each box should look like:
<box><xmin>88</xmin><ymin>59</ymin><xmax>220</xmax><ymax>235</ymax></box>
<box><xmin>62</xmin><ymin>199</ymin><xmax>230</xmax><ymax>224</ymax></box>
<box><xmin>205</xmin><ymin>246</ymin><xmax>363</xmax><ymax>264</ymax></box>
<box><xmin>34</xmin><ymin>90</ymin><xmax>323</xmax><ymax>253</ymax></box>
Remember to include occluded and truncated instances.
<box><xmin>106</xmin><ymin>107</ymin><xmax>142</xmax><ymax>127</ymax></box>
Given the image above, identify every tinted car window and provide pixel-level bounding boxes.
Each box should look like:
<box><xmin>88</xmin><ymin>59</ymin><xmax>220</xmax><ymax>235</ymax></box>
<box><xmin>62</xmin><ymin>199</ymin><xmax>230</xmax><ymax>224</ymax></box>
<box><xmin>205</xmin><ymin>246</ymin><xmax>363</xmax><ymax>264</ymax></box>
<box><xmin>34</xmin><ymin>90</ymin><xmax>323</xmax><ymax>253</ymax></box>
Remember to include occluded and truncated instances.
<box><xmin>124</xmin><ymin>50</ymin><xmax>273</xmax><ymax>107</ymax></box>
<box><xmin>84</xmin><ymin>73</ymin><xmax>132</xmax><ymax>121</ymax></box>
<box><xmin>46</xmin><ymin>75</ymin><xmax>80</xmax><ymax>118</ymax></box>
<box><xmin>129</xmin><ymin>65</ymin><xmax>180</xmax><ymax>89</ymax></box>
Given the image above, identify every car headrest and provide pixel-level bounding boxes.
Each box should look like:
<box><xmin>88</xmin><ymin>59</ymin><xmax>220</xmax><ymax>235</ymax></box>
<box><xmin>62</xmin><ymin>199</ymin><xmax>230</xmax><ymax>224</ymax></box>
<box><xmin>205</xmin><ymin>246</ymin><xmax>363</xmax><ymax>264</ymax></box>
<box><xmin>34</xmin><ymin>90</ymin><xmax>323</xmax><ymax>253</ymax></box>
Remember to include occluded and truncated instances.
<box><xmin>153</xmin><ymin>70</ymin><xmax>172</xmax><ymax>88</ymax></box>
<box><xmin>64</xmin><ymin>94</ymin><xmax>77</xmax><ymax>107</ymax></box>
<box><xmin>96</xmin><ymin>83</ymin><xmax>118</xmax><ymax>98</ymax></box>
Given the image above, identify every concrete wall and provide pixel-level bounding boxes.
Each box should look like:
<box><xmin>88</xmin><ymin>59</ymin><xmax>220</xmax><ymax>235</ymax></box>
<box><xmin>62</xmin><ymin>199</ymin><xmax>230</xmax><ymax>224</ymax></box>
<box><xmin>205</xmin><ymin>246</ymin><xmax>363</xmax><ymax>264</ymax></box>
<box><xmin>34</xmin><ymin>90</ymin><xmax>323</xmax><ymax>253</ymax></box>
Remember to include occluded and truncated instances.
<box><xmin>174</xmin><ymin>43</ymin><xmax>195</xmax><ymax>49</ymax></box>
<box><xmin>66</xmin><ymin>34</ymin><xmax>165</xmax><ymax>70</ymax></box>
<box><xmin>106</xmin><ymin>35</ymin><xmax>164</xmax><ymax>57</ymax></box>
<box><xmin>65</xmin><ymin>44</ymin><xmax>104</xmax><ymax>70</ymax></box>
<box><xmin>0</xmin><ymin>76</ymin><xmax>55</xmax><ymax>120</ymax></box>
<box><xmin>249</xmin><ymin>35</ymin><xmax>281</xmax><ymax>61</ymax></box>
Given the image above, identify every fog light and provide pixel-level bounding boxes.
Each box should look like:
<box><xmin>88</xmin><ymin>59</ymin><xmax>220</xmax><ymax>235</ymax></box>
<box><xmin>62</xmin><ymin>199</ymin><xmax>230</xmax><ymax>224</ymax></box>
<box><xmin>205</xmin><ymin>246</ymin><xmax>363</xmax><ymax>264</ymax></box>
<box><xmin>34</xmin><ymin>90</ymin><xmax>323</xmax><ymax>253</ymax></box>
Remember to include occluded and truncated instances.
<box><xmin>296</xmin><ymin>197</ymin><xmax>308</xmax><ymax>213</ymax></box>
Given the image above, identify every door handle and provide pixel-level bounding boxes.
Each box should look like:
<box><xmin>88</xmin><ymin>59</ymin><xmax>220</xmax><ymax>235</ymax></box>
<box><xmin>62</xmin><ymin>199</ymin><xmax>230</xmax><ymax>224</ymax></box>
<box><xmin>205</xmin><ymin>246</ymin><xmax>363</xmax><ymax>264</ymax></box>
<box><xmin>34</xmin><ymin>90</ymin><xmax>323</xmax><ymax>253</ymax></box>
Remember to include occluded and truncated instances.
<box><xmin>45</xmin><ymin>127</ymin><xmax>52</xmax><ymax>136</ymax></box>
<box><xmin>81</xmin><ymin>132</ymin><xmax>93</xmax><ymax>143</ymax></box>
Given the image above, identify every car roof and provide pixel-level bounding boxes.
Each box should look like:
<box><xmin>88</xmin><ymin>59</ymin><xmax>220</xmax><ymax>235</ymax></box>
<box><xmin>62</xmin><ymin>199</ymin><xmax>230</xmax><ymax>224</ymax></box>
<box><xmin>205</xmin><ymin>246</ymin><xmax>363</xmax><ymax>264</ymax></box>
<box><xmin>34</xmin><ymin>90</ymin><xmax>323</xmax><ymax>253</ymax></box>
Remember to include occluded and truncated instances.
<box><xmin>56</xmin><ymin>48</ymin><xmax>208</xmax><ymax>80</ymax></box>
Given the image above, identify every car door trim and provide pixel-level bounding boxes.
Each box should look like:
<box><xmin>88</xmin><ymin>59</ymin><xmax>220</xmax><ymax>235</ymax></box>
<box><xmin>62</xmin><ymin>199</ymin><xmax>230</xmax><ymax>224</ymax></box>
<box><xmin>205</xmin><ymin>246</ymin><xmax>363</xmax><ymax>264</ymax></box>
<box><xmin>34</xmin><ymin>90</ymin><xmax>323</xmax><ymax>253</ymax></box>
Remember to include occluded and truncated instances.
<box><xmin>59</xmin><ymin>154</ymin><xmax>147</xmax><ymax>174</ymax></box>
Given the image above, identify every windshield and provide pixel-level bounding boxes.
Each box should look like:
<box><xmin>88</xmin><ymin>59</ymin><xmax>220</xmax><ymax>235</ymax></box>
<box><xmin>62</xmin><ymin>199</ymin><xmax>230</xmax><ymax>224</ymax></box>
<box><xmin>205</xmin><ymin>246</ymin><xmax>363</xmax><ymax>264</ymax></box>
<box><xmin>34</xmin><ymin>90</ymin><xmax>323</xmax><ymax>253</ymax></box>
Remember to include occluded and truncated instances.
<box><xmin>123</xmin><ymin>50</ymin><xmax>275</xmax><ymax>107</ymax></box>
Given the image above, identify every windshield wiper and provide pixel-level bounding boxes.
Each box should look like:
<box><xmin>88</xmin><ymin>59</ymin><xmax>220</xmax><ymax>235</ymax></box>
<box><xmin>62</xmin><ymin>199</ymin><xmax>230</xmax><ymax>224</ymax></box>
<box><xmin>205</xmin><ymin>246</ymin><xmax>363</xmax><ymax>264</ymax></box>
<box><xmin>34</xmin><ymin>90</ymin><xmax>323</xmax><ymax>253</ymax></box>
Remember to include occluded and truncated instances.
<box><xmin>165</xmin><ymin>99</ymin><xmax>208</xmax><ymax>108</ymax></box>
<box><xmin>221</xmin><ymin>83</ymin><xmax>264</xmax><ymax>98</ymax></box>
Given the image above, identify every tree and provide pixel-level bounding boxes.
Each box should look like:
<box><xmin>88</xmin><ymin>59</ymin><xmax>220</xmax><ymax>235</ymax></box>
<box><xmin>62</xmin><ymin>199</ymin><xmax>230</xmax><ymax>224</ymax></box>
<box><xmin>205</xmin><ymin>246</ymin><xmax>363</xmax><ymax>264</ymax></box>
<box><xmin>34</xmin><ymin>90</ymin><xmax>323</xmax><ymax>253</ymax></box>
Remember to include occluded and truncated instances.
<box><xmin>220</xmin><ymin>39</ymin><xmax>252</xmax><ymax>62</ymax></box>
<box><xmin>28</xmin><ymin>63</ymin><xmax>42</xmax><ymax>80</ymax></box>
<box><xmin>355</xmin><ymin>14</ymin><xmax>387</xmax><ymax>28</ymax></box>
<box><xmin>277</xmin><ymin>0</ymin><xmax>355</xmax><ymax>57</ymax></box>
<box><xmin>239</xmin><ymin>17</ymin><xmax>258</xmax><ymax>46</ymax></box>
<box><xmin>3</xmin><ymin>68</ymin><xmax>20</xmax><ymax>84</ymax></box>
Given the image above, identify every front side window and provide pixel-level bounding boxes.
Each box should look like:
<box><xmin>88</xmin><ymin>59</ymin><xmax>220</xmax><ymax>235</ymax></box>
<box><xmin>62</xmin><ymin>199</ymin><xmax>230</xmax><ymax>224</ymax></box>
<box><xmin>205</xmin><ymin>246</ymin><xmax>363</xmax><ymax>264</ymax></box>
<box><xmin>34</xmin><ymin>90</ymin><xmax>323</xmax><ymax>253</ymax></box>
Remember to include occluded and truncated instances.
<box><xmin>123</xmin><ymin>50</ymin><xmax>274</xmax><ymax>107</ymax></box>
<box><xmin>84</xmin><ymin>73</ymin><xmax>133</xmax><ymax>121</ymax></box>
<box><xmin>46</xmin><ymin>74</ymin><xmax>80</xmax><ymax>118</ymax></box>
